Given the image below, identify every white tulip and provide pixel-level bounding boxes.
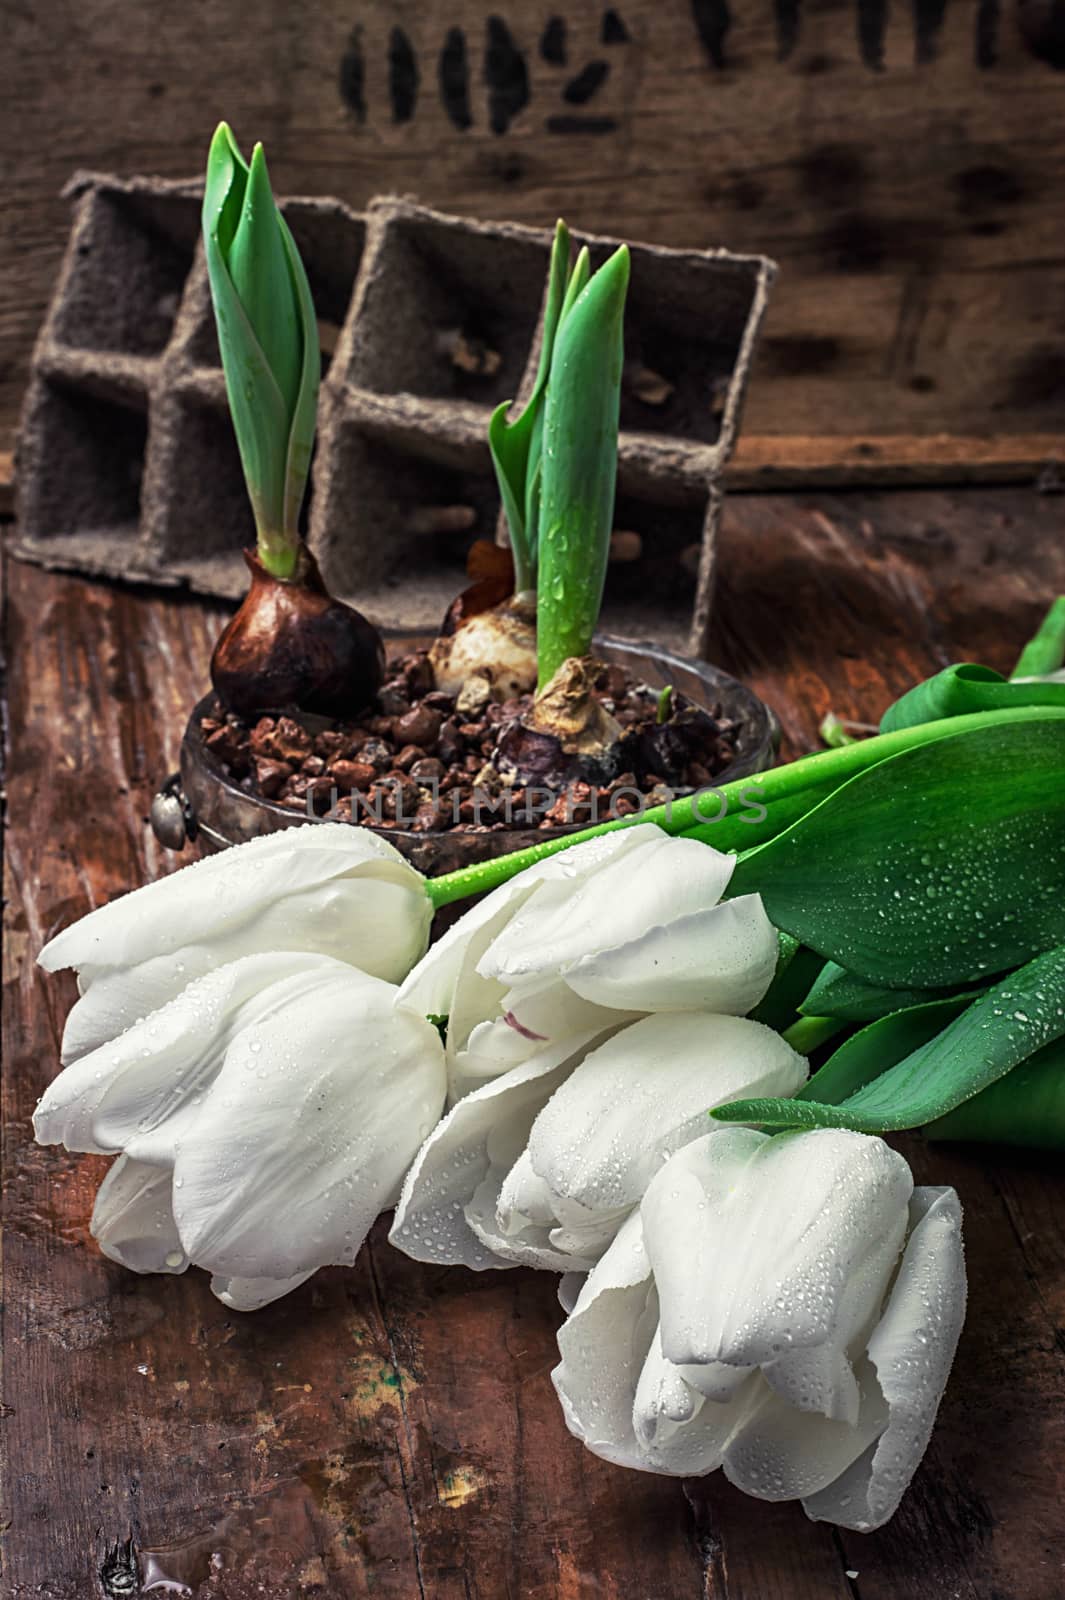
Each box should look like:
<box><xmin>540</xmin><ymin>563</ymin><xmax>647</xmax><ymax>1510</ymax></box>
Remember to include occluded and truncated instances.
<box><xmin>390</xmin><ymin>1013</ymin><xmax>805</xmax><ymax>1272</ymax></box>
<box><xmin>39</xmin><ymin>824</ymin><xmax>432</xmax><ymax>1062</ymax></box>
<box><xmin>33</xmin><ymin>952</ymin><xmax>446</xmax><ymax>1310</ymax></box>
<box><xmin>397</xmin><ymin>822</ymin><xmax>779</xmax><ymax>1104</ymax></box>
<box><xmin>552</xmin><ymin>1127</ymin><xmax>966</xmax><ymax>1531</ymax></box>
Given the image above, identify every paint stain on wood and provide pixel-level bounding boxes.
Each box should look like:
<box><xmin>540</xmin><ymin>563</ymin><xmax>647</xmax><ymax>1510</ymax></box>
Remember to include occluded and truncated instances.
<box><xmin>913</xmin><ymin>0</ymin><xmax>949</xmax><ymax>62</ymax></box>
<box><xmin>338</xmin><ymin>27</ymin><xmax>366</xmax><ymax>123</ymax></box>
<box><xmin>541</xmin><ymin>15</ymin><xmax>568</xmax><ymax>65</ymax></box>
<box><xmin>388</xmin><ymin>26</ymin><xmax>419</xmax><ymax>124</ymax></box>
<box><xmin>485</xmin><ymin>16</ymin><xmax>530</xmax><ymax>135</ymax></box>
<box><xmin>774</xmin><ymin>0</ymin><xmax>801</xmax><ymax>60</ymax></box>
<box><xmin>439</xmin><ymin>27</ymin><xmax>473</xmax><ymax>130</ymax></box>
<box><xmin>1017</xmin><ymin>0</ymin><xmax>1065</xmax><ymax>69</ymax></box>
<box><xmin>563</xmin><ymin>61</ymin><xmax>610</xmax><ymax>104</ymax></box>
<box><xmin>857</xmin><ymin>0</ymin><xmax>888</xmax><ymax>70</ymax></box>
<box><xmin>602</xmin><ymin>9</ymin><xmax>631</xmax><ymax>44</ymax></box>
<box><xmin>691</xmin><ymin>0</ymin><xmax>732</xmax><ymax>68</ymax></box>
<box><xmin>546</xmin><ymin>114</ymin><xmax>619</xmax><ymax>134</ymax></box>
<box><xmin>976</xmin><ymin>0</ymin><xmax>1000</xmax><ymax>65</ymax></box>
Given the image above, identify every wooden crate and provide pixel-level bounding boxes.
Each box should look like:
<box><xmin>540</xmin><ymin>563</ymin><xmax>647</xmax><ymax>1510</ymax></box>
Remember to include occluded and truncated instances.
<box><xmin>2</xmin><ymin>0</ymin><xmax>1065</xmax><ymax>479</ymax></box>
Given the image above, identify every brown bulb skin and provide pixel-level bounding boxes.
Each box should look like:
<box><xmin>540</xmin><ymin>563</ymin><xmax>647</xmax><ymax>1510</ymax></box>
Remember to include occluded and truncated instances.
<box><xmin>211</xmin><ymin>546</ymin><xmax>385</xmax><ymax>720</ymax></box>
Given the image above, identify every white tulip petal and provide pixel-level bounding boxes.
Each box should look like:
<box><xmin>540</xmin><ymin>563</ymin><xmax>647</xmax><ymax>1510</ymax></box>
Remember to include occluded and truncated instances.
<box><xmin>552</xmin><ymin>1212</ymin><xmax>660</xmax><ymax>1472</ymax></box>
<box><xmin>34</xmin><ymin>953</ymin><xmax>339</xmax><ymax>1155</ymax></box>
<box><xmin>635</xmin><ymin>1327</ymin><xmax>701</xmax><ymax>1430</ymax></box>
<box><xmin>497</xmin><ymin>1149</ymin><xmax>557</xmax><ymax>1225</ymax></box>
<box><xmin>558</xmin><ymin>1271</ymin><xmax>585</xmax><ymax>1315</ymax></box>
<box><xmin>42</xmin><ymin>826</ymin><xmax>431</xmax><ymax>1061</ymax></box>
<box><xmin>527</xmin><ymin>1013</ymin><xmax>807</xmax><ymax>1218</ymax></box>
<box><xmin>449</xmin><ymin>1016</ymin><xmax>541</xmax><ymax>1101</ymax></box>
<box><xmin>760</xmin><ymin>1216</ymin><xmax>907</xmax><ymax>1424</ymax></box>
<box><xmin>565</xmin><ymin>894</ymin><xmax>778</xmax><ymax>1016</ymax></box>
<box><xmin>723</xmin><ymin>1359</ymin><xmax>890</xmax><ymax>1502</ymax></box>
<box><xmin>396</xmin><ymin>869</ymin><xmax>543</xmax><ymax>1026</ymax></box>
<box><xmin>389</xmin><ymin>1029</ymin><xmax>607</xmax><ymax>1271</ymax></box>
<box><xmin>679</xmin><ymin>1359</ymin><xmax>757</xmax><ymax>1404</ymax></box>
<box><xmin>484</xmin><ymin>831</ymin><xmax>735</xmax><ymax>985</ymax></box>
<box><xmin>210</xmin><ymin>1270</ymin><xmax>316</xmax><ymax>1312</ymax></box>
<box><xmin>91</xmin><ymin>1156</ymin><xmax>187</xmax><ymax>1275</ymax></box>
<box><xmin>802</xmin><ymin>1186</ymin><xmax>966</xmax><ymax>1532</ymax></box>
<box><xmin>448</xmin><ymin>982</ymin><xmax>631</xmax><ymax>1104</ymax></box>
<box><xmin>465</xmin><ymin>1184</ymin><xmax>588</xmax><ymax>1272</ymax></box>
<box><xmin>503</xmin><ymin>977</ymin><xmax>632</xmax><ymax>1052</ymax></box>
<box><xmin>545</xmin><ymin>1191</ymin><xmax>632</xmax><ymax>1265</ymax></box>
<box><xmin>170</xmin><ymin>969</ymin><xmax>444</xmax><ymax>1283</ymax></box>
<box><xmin>642</xmin><ymin>1128</ymin><xmax>913</xmax><ymax>1372</ymax></box>
<box><xmin>634</xmin><ymin>1329</ymin><xmax>763</xmax><ymax>1477</ymax></box>
<box><xmin>397</xmin><ymin>828</ymin><xmax>648</xmax><ymax>1027</ymax></box>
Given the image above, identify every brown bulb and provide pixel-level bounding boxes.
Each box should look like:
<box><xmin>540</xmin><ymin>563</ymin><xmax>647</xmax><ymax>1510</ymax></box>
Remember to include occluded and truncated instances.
<box><xmin>211</xmin><ymin>546</ymin><xmax>385</xmax><ymax>720</ymax></box>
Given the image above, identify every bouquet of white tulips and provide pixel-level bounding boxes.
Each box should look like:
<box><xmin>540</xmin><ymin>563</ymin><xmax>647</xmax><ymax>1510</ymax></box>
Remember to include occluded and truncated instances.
<box><xmin>34</xmin><ymin>603</ymin><xmax>1065</xmax><ymax>1524</ymax></box>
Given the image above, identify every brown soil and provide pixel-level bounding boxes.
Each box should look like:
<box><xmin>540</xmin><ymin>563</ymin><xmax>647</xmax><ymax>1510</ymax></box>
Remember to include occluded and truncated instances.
<box><xmin>197</xmin><ymin>650</ymin><xmax>742</xmax><ymax>834</ymax></box>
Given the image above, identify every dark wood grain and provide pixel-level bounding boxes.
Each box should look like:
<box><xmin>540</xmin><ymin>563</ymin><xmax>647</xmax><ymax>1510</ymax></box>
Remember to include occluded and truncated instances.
<box><xmin>3</xmin><ymin>487</ymin><xmax>1065</xmax><ymax>1597</ymax></box>
<box><xmin>3</xmin><ymin>1</ymin><xmax>1065</xmax><ymax>456</ymax></box>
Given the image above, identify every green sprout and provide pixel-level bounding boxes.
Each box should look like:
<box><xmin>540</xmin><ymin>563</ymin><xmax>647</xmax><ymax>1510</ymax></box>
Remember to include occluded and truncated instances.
<box><xmin>1011</xmin><ymin>594</ymin><xmax>1065</xmax><ymax>680</ymax></box>
<box><xmin>202</xmin><ymin>123</ymin><xmax>319</xmax><ymax>581</ymax></box>
<box><xmin>489</xmin><ymin>222</ymin><xmax>630</xmax><ymax>691</ymax></box>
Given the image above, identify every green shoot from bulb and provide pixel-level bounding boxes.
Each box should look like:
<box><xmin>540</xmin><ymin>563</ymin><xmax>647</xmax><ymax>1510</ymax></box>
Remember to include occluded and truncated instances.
<box><xmin>488</xmin><ymin>221</ymin><xmax>631</xmax><ymax>690</ymax></box>
<box><xmin>202</xmin><ymin>122</ymin><xmax>319</xmax><ymax>581</ymax></box>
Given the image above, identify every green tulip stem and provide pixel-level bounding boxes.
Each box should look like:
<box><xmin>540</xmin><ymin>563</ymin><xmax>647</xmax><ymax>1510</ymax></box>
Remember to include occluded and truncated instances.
<box><xmin>424</xmin><ymin>702</ymin><xmax>1065</xmax><ymax>908</ymax></box>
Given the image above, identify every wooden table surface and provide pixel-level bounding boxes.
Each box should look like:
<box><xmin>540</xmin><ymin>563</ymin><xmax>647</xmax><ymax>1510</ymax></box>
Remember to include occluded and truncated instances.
<box><xmin>3</xmin><ymin>487</ymin><xmax>1065</xmax><ymax>1599</ymax></box>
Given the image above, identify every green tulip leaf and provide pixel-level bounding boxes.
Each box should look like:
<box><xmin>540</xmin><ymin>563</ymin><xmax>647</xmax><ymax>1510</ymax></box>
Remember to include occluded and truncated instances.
<box><xmin>880</xmin><ymin>663</ymin><xmax>1065</xmax><ymax>734</ymax></box>
<box><xmin>923</xmin><ymin>1038</ymin><xmax>1065</xmax><ymax>1149</ymax></box>
<box><xmin>537</xmin><ymin>244</ymin><xmax>629</xmax><ymax>688</ymax></box>
<box><xmin>729</xmin><ymin>716</ymin><xmax>1065</xmax><ymax>988</ymax></box>
<box><xmin>202</xmin><ymin>123</ymin><xmax>320</xmax><ymax>577</ymax></box>
<box><xmin>1012</xmin><ymin>595</ymin><xmax>1065</xmax><ymax>681</ymax></box>
<box><xmin>800</xmin><ymin>959</ymin><xmax>983</xmax><ymax>1023</ymax></box>
<box><xmin>227</xmin><ymin>143</ymin><xmax>301</xmax><ymax>421</ymax></box>
<box><xmin>796</xmin><ymin>996</ymin><xmax>973</xmax><ymax>1106</ymax></box>
<box><xmin>278</xmin><ymin>210</ymin><xmax>320</xmax><ymax>544</ymax></box>
<box><xmin>488</xmin><ymin>220</ymin><xmax>571</xmax><ymax>594</ymax></box>
<box><xmin>713</xmin><ymin>941</ymin><xmax>1065</xmax><ymax>1134</ymax></box>
<box><xmin>203</xmin><ymin>125</ymin><xmax>291</xmax><ymax>559</ymax></box>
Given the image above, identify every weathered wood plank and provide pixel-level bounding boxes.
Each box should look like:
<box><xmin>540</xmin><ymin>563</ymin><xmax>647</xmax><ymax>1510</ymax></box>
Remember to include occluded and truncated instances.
<box><xmin>3</xmin><ymin>0</ymin><xmax>1065</xmax><ymax>458</ymax></box>
<box><xmin>3</xmin><ymin>485</ymin><xmax>1065</xmax><ymax>1596</ymax></box>
<box><xmin>727</xmin><ymin>433</ymin><xmax>1065</xmax><ymax>489</ymax></box>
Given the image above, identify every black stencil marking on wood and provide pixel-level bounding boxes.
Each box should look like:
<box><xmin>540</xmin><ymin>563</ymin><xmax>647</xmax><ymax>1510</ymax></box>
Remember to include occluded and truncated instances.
<box><xmin>602</xmin><ymin>9</ymin><xmax>631</xmax><ymax>43</ymax></box>
<box><xmin>857</xmin><ymin>0</ymin><xmax>888</xmax><ymax>70</ymax></box>
<box><xmin>913</xmin><ymin>0</ymin><xmax>947</xmax><ymax>61</ymax></box>
<box><xmin>541</xmin><ymin>16</ymin><xmax>568</xmax><ymax>64</ymax></box>
<box><xmin>691</xmin><ymin>0</ymin><xmax>732</xmax><ymax>67</ymax></box>
<box><xmin>546</xmin><ymin>114</ymin><xmax>619</xmax><ymax>134</ymax></box>
<box><xmin>338</xmin><ymin>26</ymin><xmax>367</xmax><ymax>121</ymax></box>
<box><xmin>486</xmin><ymin>16</ymin><xmax>530</xmax><ymax>134</ymax></box>
<box><xmin>774</xmin><ymin>0</ymin><xmax>801</xmax><ymax>59</ymax></box>
<box><xmin>440</xmin><ymin>27</ymin><xmax>473</xmax><ymax>128</ymax></box>
<box><xmin>563</xmin><ymin>61</ymin><xmax>610</xmax><ymax>103</ymax></box>
<box><xmin>1017</xmin><ymin>0</ymin><xmax>1065</xmax><ymax>68</ymax></box>
<box><xmin>389</xmin><ymin>26</ymin><xmax>419</xmax><ymax>123</ymax></box>
<box><xmin>975</xmin><ymin>0</ymin><xmax>999</xmax><ymax>64</ymax></box>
